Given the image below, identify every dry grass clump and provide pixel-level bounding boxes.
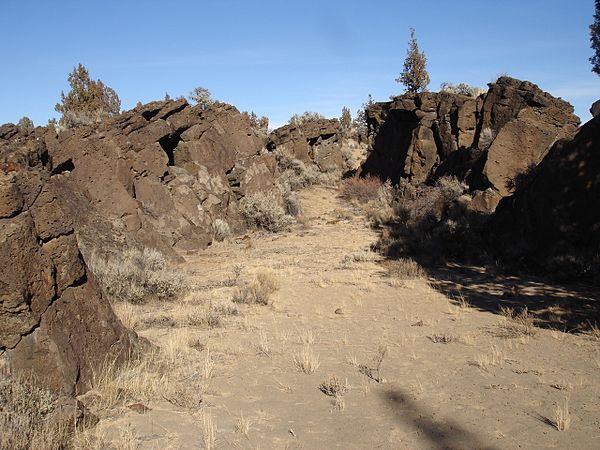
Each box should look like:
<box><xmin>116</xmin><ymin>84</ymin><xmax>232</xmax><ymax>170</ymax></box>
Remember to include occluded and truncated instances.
<box><xmin>200</xmin><ymin>411</ymin><xmax>217</xmax><ymax>449</ymax></box>
<box><xmin>239</xmin><ymin>192</ymin><xmax>295</xmax><ymax>232</ymax></box>
<box><xmin>319</xmin><ymin>375</ymin><xmax>349</xmax><ymax>397</ymax></box>
<box><xmin>184</xmin><ymin>299</ymin><xmax>239</xmax><ymax>329</ymax></box>
<box><xmin>358</xmin><ymin>345</ymin><xmax>387</xmax><ymax>383</ymax></box>
<box><xmin>0</xmin><ymin>374</ymin><xmax>71</xmax><ymax>450</ymax></box>
<box><xmin>499</xmin><ymin>306</ymin><xmax>537</xmax><ymax>337</ymax></box>
<box><xmin>469</xmin><ymin>345</ymin><xmax>504</xmax><ymax>371</ymax></box>
<box><xmin>339</xmin><ymin>175</ymin><xmax>383</xmax><ymax>203</ymax></box>
<box><xmin>428</xmin><ymin>333</ymin><xmax>456</xmax><ymax>344</ymax></box>
<box><xmin>294</xmin><ymin>344</ymin><xmax>320</xmax><ymax>374</ymax></box>
<box><xmin>338</xmin><ymin>250</ymin><xmax>379</xmax><ymax>268</ymax></box>
<box><xmin>385</xmin><ymin>258</ymin><xmax>426</xmax><ymax>280</ymax></box>
<box><xmin>232</xmin><ymin>270</ymin><xmax>280</xmax><ymax>306</ymax></box>
<box><xmin>89</xmin><ymin>248</ymin><xmax>186</xmax><ymax>303</ymax></box>
<box><xmin>89</xmin><ymin>355</ymin><xmax>164</xmax><ymax>411</ymax></box>
<box><xmin>553</xmin><ymin>398</ymin><xmax>571</xmax><ymax>431</ymax></box>
<box><xmin>211</xmin><ymin>219</ymin><xmax>231</xmax><ymax>242</ymax></box>
<box><xmin>112</xmin><ymin>301</ymin><xmax>140</xmax><ymax>330</ymax></box>
<box><xmin>235</xmin><ymin>414</ymin><xmax>252</xmax><ymax>436</ymax></box>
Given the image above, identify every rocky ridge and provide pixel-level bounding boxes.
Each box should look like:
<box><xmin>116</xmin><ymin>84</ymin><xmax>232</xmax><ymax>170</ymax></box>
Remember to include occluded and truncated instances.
<box><xmin>362</xmin><ymin>77</ymin><xmax>580</xmax><ymax>212</ymax></box>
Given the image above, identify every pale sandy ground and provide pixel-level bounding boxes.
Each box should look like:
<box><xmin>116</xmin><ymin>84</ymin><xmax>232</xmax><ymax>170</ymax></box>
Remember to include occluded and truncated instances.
<box><xmin>84</xmin><ymin>186</ymin><xmax>600</xmax><ymax>450</ymax></box>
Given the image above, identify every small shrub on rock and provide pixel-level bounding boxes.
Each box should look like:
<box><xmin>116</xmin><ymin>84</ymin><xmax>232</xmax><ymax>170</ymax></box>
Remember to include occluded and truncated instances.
<box><xmin>239</xmin><ymin>192</ymin><xmax>295</xmax><ymax>232</ymax></box>
<box><xmin>88</xmin><ymin>248</ymin><xmax>186</xmax><ymax>303</ymax></box>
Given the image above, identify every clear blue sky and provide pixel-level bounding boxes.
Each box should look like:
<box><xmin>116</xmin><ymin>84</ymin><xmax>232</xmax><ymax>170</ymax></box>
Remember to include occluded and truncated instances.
<box><xmin>1</xmin><ymin>0</ymin><xmax>598</xmax><ymax>128</ymax></box>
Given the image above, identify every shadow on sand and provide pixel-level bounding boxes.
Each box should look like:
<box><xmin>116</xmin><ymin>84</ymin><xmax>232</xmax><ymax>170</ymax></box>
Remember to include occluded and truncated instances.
<box><xmin>379</xmin><ymin>387</ymin><xmax>500</xmax><ymax>450</ymax></box>
<box><xmin>426</xmin><ymin>263</ymin><xmax>600</xmax><ymax>332</ymax></box>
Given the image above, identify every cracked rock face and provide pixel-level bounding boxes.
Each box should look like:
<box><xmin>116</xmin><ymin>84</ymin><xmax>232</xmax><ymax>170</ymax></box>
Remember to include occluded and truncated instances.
<box><xmin>0</xmin><ymin>126</ymin><xmax>138</xmax><ymax>395</ymax></box>
<box><xmin>362</xmin><ymin>77</ymin><xmax>580</xmax><ymax>212</ymax></box>
<box><xmin>266</xmin><ymin>118</ymin><xmax>345</xmax><ymax>171</ymax></box>
<box><xmin>43</xmin><ymin>100</ymin><xmax>276</xmax><ymax>260</ymax></box>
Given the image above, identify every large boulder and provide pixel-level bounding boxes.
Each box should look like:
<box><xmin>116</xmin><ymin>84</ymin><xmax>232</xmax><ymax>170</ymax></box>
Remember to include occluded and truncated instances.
<box><xmin>478</xmin><ymin>77</ymin><xmax>579</xmax><ymax>196</ymax></box>
<box><xmin>362</xmin><ymin>92</ymin><xmax>480</xmax><ymax>184</ymax></box>
<box><xmin>488</xmin><ymin>114</ymin><xmax>600</xmax><ymax>279</ymax></box>
<box><xmin>0</xmin><ymin>128</ymin><xmax>138</xmax><ymax>395</ymax></box>
<box><xmin>361</xmin><ymin>77</ymin><xmax>580</xmax><ymax>212</ymax></box>
<box><xmin>267</xmin><ymin>118</ymin><xmax>345</xmax><ymax>171</ymax></box>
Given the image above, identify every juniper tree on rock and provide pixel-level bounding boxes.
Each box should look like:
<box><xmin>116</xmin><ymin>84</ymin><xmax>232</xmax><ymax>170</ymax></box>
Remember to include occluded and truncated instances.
<box><xmin>55</xmin><ymin>63</ymin><xmax>121</xmax><ymax>128</ymax></box>
<box><xmin>591</xmin><ymin>0</ymin><xmax>600</xmax><ymax>75</ymax></box>
<box><xmin>340</xmin><ymin>107</ymin><xmax>352</xmax><ymax>131</ymax></box>
<box><xmin>188</xmin><ymin>87</ymin><xmax>214</xmax><ymax>110</ymax></box>
<box><xmin>396</xmin><ymin>28</ymin><xmax>430</xmax><ymax>93</ymax></box>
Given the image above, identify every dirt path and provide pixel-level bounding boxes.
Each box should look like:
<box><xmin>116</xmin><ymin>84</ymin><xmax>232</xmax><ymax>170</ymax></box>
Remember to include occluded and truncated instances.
<box><xmin>92</xmin><ymin>186</ymin><xmax>600</xmax><ymax>450</ymax></box>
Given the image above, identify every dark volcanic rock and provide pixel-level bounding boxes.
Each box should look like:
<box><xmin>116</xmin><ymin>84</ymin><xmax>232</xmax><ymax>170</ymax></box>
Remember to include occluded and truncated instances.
<box><xmin>362</xmin><ymin>92</ymin><xmax>481</xmax><ymax>184</ymax></box>
<box><xmin>591</xmin><ymin>99</ymin><xmax>600</xmax><ymax>118</ymax></box>
<box><xmin>361</xmin><ymin>77</ymin><xmax>580</xmax><ymax>211</ymax></box>
<box><xmin>0</xmin><ymin>129</ymin><xmax>138</xmax><ymax>395</ymax></box>
<box><xmin>44</xmin><ymin>100</ymin><xmax>275</xmax><ymax>258</ymax></box>
<box><xmin>267</xmin><ymin>118</ymin><xmax>344</xmax><ymax>170</ymax></box>
<box><xmin>488</xmin><ymin>115</ymin><xmax>600</xmax><ymax>278</ymax></box>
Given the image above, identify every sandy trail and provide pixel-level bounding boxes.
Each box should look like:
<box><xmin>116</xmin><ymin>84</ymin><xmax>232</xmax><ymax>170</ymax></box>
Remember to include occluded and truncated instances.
<box><xmin>92</xmin><ymin>185</ymin><xmax>600</xmax><ymax>450</ymax></box>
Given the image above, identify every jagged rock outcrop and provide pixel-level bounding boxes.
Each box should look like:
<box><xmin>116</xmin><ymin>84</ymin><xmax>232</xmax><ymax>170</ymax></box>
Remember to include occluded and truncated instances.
<box><xmin>44</xmin><ymin>100</ymin><xmax>277</xmax><ymax>259</ymax></box>
<box><xmin>266</xmin><ymin>118</ymin><xmax>345</xmax><ymax>170</ymax></box>
<box><xmin>362</xmin><ymin>92</ymin><xmax>481</xmax><ymax>184</ymax></box>
<box><xmin>488</xmin><ymin>114</ymin><xmax>600</xmax><ymax>279</ymax></box>
<box><xmin>0</xmin><ymin>125</ymin><xmax>139</xmax><ymax>395</ymax></box>
<box><xmin>362</xmin><ymin>77</ymin><xmax>580</xmax><ymax>212</ymax></box>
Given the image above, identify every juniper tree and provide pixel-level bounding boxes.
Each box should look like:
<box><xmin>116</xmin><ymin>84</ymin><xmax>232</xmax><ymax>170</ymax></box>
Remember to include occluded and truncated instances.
<box><xmin>396</xmin><ymin>28</ymin><xmax>430</xmax><ymax>93</ymax></box>
<box><xmin>340</xmin><ymin>107</ymin><xmax>352</xmax><ymax>131</ymax></box>
<box><xmin>591</xmin><ymin>0</ymin><xmax>600</xmax><ymax>75</ymax></box>
<box><xmin>188</xmin><ymin>87</ymin><xmax>214</xmax><ymax>110</ymax></box>
<box><xmin>55</xmin><ymin>63</ymin><xmax>121</xmax><ymax>128</ymax></box>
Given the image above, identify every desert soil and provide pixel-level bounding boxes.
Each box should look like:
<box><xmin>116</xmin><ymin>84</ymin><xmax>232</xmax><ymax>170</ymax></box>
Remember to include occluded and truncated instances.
<box><xmin>87</xmin><ymin>186</ymin><xmax>600</xmax><ymax>450</ymax></box>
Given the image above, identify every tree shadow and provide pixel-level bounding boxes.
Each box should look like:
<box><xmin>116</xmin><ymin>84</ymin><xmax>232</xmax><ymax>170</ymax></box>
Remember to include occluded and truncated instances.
<box><xmin>380</xmin><ymin>388</ymin><xmax>500</xmax><ymax>450</ymax></box>
<box><xmin>426</xmin><ymin>263</ymin><xmax>600</xmax><ymax>332</ymax></box>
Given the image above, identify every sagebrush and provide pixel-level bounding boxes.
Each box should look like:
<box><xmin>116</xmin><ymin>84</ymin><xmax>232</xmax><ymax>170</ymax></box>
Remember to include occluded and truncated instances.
<box><xmin>239</xmin><ymin>192</ymin><xmax>295</xmax><ymax>232</ymax></box>
<box><xmin>88</xmin><ymin>248</ymin><xmax>186</xmax><ymax>303</ymax></box>
<box><xmin>0</xmin><ymin>375</ymin><xmax>71</xmax><ymax>450</ymax></box>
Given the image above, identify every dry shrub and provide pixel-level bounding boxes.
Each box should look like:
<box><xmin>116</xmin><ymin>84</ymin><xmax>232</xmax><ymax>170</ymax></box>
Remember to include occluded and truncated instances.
<box><xmin>554</xmin><ymin>398</ymin><xmax>571</xmax><ymax>431</ymax></box>
<box><xmin>498</xmin><ymin>306</ymin><xmax>537</xmax><ymax>337</ymax></box>
<box><xmin>319</xmin><ymin>375</ymin><xmax>349</xmax><ymax>397</ymax></box>
<box><xmin>294</xmin><ymin>344</ymin><xmax>320</xmax><ymax>374</ymax></box>
<box><xmin>0</xmin><ymin>375</ymin><xmax>71</xmax><ymax>450</ymax></box>
<box><xmin>339</xmin><ymin>175</ymin><xmax>383</xmax><ymax>203</ymax></box>
<box><xmin>239</xmin><ymin>192</ymin><xmax>295</xmax><ymax>232</ymax></box>
<box><xmin>377</xmin><ymin>176</ymin><xmax>487</xmax><ymax>263</ymax></box>
<box><xmin>385</xmin><ymin>258</ymin><xmax>426</xmax><ymax>280</ymax></box>
<box><xmin>88</xmin><ymin>248</ymin><xmax>186</xmax><ymax>303</ymax></box>
<box><xmin>185</xmin><ymin>299</ymin><xmax>239</xmax><ymax>329</ymax></box>
<box><xmin>232</xmin><ymin>270</ymin><xmax>280</xmax><ymax>306</ymax></box>
<box><xmin>211</xmin><ymin>219</ymin><xmax>231</xmax><ymax>242</ymax></box>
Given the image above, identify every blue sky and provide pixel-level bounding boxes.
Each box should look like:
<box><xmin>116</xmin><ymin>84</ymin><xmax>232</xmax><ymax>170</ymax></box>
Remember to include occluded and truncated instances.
<box><xmin>1</xmin><ymin>0</ymin><xmax>598</xmax><ymax>128</ymax></box>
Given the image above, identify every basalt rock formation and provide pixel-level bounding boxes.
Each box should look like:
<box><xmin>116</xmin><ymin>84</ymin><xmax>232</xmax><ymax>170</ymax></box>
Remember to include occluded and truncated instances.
<box><xmin>362</xmin><ymin>77</ymin><xmax>580</xmax><ymax>212</ymax></box>
<box><xmin>266</xmin><ymin>118</ymin><xmax>346</xmax><ymax>171</ymax></box>
<box><xmin>0</xmin><ymin>99</ymin><xmax>283</xmax><ymax>393</ymax></box>
<box><xmin>0</xmin><ymin>124</ymin><xmax>139</xmax><ymax>395</ymax></box>
<box><xmin>488</xmin><ymin>114</ymin><xmax>600</xmax><ymax>281</ymax></box>
<box><xmin>44</xmin><ymin>99</ymin><xmax>278</xmax><ymax>260</ymax></box>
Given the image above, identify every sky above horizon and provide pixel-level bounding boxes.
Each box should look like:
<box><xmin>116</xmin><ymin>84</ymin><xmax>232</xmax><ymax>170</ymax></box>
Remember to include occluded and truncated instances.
<box><xmin>1</xmin><ymin>0</ymin><xmax>598</xmax><ymax>128</ymax></box>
